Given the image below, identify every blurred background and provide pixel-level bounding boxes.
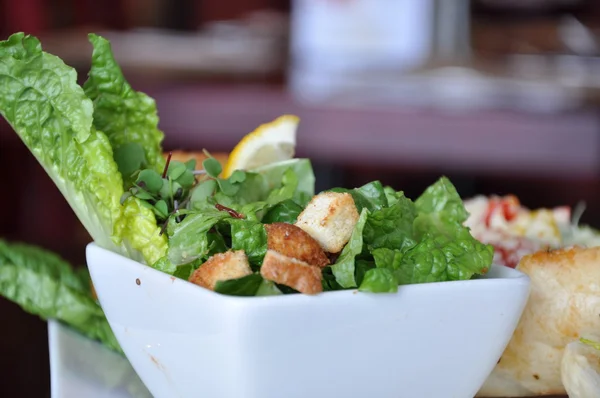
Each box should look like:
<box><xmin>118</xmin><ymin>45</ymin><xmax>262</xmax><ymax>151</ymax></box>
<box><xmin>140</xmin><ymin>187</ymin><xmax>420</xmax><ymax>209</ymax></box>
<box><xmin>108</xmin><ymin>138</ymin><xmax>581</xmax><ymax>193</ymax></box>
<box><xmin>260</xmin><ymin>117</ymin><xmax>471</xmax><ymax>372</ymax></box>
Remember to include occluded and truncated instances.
<box><xmin>2</xmin><ymin>0</ymin><xmax>600</xmax><ymax>396</ymax></box>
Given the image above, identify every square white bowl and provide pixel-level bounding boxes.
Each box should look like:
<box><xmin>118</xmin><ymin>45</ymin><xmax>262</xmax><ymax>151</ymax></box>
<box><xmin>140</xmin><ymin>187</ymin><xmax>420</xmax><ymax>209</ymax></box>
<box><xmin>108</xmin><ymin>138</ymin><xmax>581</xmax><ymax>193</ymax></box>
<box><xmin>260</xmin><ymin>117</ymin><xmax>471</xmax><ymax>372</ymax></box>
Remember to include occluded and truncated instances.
<box><xmin>86</xmin><ymin>242</ymin><xmax>530</xmax><ymax>398</ymax></box>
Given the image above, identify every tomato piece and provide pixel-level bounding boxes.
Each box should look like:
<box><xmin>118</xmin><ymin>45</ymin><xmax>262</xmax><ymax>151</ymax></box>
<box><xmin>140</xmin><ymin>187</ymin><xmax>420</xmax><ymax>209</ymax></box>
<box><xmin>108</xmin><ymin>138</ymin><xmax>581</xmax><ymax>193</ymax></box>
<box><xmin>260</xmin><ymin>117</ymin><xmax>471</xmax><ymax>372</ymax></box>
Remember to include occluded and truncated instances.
<box><xmin>484</xmin><ymin>199</ymin><xmax>500</xmax><ymax>227</ymax></box>
<box><xmin>501</xmin><ymin>195</ymin><xmax>520</xmax><ymax>222</ymax></box>
<box><xmin>484</xmin><ymin>195</ymin><xmax>521</xmax><ymax>227</ymax></box>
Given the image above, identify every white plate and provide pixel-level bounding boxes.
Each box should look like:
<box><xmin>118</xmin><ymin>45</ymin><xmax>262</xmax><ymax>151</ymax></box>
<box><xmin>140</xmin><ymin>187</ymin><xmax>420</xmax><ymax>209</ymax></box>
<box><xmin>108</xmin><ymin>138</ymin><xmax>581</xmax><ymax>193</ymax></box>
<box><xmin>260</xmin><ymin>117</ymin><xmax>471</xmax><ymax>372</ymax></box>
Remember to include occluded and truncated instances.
<box><xmin>47</xmin><ymin>320</ymin><xmax>151</xmax><ymax>398</ymax></box>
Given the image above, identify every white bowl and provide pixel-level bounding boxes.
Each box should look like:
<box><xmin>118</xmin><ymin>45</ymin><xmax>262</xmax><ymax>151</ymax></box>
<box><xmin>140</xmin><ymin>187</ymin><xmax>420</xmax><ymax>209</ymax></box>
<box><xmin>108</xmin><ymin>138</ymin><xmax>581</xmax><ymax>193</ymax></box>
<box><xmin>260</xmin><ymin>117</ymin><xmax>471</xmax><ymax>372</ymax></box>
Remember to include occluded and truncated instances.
<box><xmin>86</xmin><ymin>242</ymin><xmax>530</xmax><ymax>398</ymax></box>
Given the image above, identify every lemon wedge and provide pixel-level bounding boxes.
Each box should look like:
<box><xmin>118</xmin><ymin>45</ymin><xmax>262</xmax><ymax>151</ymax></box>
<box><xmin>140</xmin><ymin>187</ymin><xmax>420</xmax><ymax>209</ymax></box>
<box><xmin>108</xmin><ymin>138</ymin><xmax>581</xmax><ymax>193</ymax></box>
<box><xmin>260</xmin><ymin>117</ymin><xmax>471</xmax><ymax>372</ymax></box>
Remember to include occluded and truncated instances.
<box><xmin>222</xmin><ymin>115</ymin><xmax>299</xmax><ymax>178</ymax></box>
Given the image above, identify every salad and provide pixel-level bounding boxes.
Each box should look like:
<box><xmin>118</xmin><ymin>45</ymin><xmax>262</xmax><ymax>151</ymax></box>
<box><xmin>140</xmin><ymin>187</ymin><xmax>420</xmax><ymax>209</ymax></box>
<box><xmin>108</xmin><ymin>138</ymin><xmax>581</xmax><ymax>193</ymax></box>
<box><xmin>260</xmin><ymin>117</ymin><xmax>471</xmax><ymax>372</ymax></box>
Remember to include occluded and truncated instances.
<box><xmin>0</xmin><ymin>32</ymin><xmax>494</xmax><ymax>297</ymax></box>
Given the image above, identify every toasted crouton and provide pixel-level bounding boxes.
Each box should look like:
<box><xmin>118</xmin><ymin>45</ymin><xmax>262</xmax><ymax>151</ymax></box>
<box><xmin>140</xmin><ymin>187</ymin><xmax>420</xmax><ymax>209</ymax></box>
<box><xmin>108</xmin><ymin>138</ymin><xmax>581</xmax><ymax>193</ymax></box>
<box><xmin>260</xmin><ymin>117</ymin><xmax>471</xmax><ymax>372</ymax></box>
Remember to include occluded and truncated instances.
<box><xmin>265</xmin><ymin>222</ymin><xmax>329</xmax><ymax>267</ymax></box>
<box><xmin>189</xmin><ymin>250</ymin><xmax>252</xmax><ymax>290</ymax></box>
<box><xmin>260</xmin><ymin>250</ymin><xmax>323</xmax><ymax>295</ymax></box>
<box><xmin>294</xmin><ymin>192</ymin><xmax>359</xmax><ymax>253</ymax></box>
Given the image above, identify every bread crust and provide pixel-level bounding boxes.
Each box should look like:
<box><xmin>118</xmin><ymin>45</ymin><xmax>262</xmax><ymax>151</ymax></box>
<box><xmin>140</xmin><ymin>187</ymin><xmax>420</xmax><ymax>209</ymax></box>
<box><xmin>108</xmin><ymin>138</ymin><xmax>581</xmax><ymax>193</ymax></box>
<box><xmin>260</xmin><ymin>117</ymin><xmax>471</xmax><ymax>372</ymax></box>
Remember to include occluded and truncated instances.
<box><xmin>265</xmin><ymin>222</ymin><xmax>329</xmax><ymax>267</ymax></box>
<box><xmin>295</xmin><ymin>191</ymin><xmax>359</xmax><ymax>253</ymax></box>
<box><xmin>478</xmin><ymin>246</ymin><xmax>600</xmax><ymax>397</ymax></box>
<box><xmin>188</xmin><ymin>250</ymin><xmax>252</xmax><ymax>290</ymax></box>
<box><xmin>260</xmin><ymin>249</ymin><xmax>323</xmax><ymax>295</ymax></box>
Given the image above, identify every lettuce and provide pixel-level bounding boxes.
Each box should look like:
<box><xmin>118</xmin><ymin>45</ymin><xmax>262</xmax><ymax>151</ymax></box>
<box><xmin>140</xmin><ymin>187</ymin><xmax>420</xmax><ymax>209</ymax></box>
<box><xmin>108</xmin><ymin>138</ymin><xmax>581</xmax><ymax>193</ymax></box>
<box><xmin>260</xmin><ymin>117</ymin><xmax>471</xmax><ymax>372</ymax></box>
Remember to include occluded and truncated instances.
<box><xmin>167</xmin><ymin>209</ymin><xmax>232</xmax><ymax>265</ymax></box>
<box><xmin>0</xmin><ymin>32</ymin><xmax>166</xmax><ymax>265</ymax></box>
<box><xmin>0</xmin><ymin>33</ymin><xmax>121</xmax><ymax>253</ymax></box>
<box><xmin>358</xmin><ymin>178</ymin><xmax>494</xmax><ymax>290</ymax></box>
<box><xmin>330</xmin><ymin>181</ymin><xmax>389</xmax><ymax>212</ymax></box>
<box><xmin>330</xmin><ymin>177</ymin><xmax>494</xmax><ymax>291</ymax></box>
<box><xmin>331</xmin><ymin>208</ymin><xmax>369</xmax><ymax>288</ymax></box>
<box><xmin>0</xmin><ymin>239</ymin><xmax>122</xmax><ymax>354</ymax></box>
<box><xmin>229</xmin><ymin>219</ymin><xmax>268</xmax><ymax>268</ymax></box>
<box><xmin>83</xmin><ymin>33</ymin><xmax>165</xmax><ymax>184</ymax></box>
<box><xmin>363</xmin><ymin>192</ymin><xmax>417</xmax><ymax>251</ymax></box>
<box><xmin>83</xmin><ymin>34</ymin><xmax>168</xmax><ymax>264</ymax></box>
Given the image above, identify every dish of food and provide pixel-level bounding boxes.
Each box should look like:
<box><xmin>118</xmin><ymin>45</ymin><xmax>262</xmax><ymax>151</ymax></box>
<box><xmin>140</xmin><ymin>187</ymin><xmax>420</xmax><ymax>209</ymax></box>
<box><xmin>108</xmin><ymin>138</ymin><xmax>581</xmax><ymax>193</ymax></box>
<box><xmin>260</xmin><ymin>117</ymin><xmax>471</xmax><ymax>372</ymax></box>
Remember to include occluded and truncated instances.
<box><xmin>86</xmin><ymin>240</ymin><xmax>529</xmax><ymax>398</ymax></box>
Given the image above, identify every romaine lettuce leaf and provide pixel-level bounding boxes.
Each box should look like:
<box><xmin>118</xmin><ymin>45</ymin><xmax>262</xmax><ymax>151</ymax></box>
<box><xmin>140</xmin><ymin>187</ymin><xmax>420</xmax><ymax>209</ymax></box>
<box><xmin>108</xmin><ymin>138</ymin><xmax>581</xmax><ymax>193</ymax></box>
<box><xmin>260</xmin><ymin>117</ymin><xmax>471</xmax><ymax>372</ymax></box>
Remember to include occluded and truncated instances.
<box><xmin>363</xmin><ymin>192</ymin><xmax>417</xmax><ymax>251</ymax></box>
<box><xmin>252</xmin><ymin>158</ymin><xmax>315</xmax><ymax>206</ymax></box>
<box><xmin>214</xmin><ymin>273</ymin><xmax>264</xmax><ymax>296</ymax></box>
<box><xmin>359</xmin><ymin>268</ymin><xmax>398</xmax><ymax>293</ymax></box>
<box><xmin>255</xmin><ymin>279</ymin><xmax>283</xmax><ymax>296</ymax></box>
<box><xmin>367</xmin><ymin>178</ymin><xmax>494</xmax><ymax>285</ymax></box>
<box><xmin>213</xmin><ymin>273</ymin><xmax>283</xmax><ymax>296</ymax></box>
<box><xmin>355</xmin><ymin>259</ymin><xmax>375</xmax><ymax>287</ymax></box>
<box><xmin>395</xmin><ymin>231</ymin><xmax>493</xmax><ymax>284</ymax></box>
<box><xmin>0</xmin><ymin>33</ymin><xmax>167</xmax><ymax>266</ymax></box>
<box><xmin>82</xmin><ymin>34</ymin><xmax>168</xmax><ymax>264</ymax></box>
<box><xmin>167</xmin><ymin>209</ymin><xmax>232</xmax><ymax>266</ymax></box>
<box><xmin>331</xmin><ymin>181</ymin><xmax>389</xmax><ymax>212</ymax></box>
<box><xmin>0</xmin><ymin>33</ymin><xmax>121</xmax><ymax>254</ymax></box>
<box><xmin>192</xmin><ymin>158</ymin><xmax>315</xmax><ymax>224</ymax></box>
<box><xmin>0</xmin><ymin>239</ymin><xmax>122</xmax><ymax>354</ymax></box>
<box><xmin>383</xmin><ymin>186</ymin><xmax>401</xmax><ymax>206</ymax></box>
<box><xmin>261</xmin><ymin>199</ymin><xmax>303</xmax><ymax>224</ymax></box>
<box><xmin>83</xmin><ymin>34</ymin><xmax>165</xmax><ymax>184</ymax></box>
<box><xmin>331</xmin><ymin>208</ymin><xmax>369</xmax><ymax>288</ymax></box>
<box><xmin>113</xmin><ymin>197</ymin><xmax>168</xmax><ymax>265</ymax></box>
<box><xmin>229</xmin><ymin>219</ymin><xmax>267</xmax><ymax>268</ymax></box>
<box><xmin>414</xmin><ymin>176</ymin><xmax>469</xmax><ymax>224</ymax></box>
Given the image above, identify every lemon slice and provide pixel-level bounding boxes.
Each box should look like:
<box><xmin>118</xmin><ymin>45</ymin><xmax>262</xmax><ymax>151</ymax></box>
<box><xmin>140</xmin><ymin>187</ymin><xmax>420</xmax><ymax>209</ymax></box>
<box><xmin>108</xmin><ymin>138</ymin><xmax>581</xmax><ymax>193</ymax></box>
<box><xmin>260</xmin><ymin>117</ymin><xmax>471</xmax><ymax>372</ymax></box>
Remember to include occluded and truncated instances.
<box><xmin>222</xmin><ymin>115</ymin><xmax>299</xmax><ymax>178</ymax></box>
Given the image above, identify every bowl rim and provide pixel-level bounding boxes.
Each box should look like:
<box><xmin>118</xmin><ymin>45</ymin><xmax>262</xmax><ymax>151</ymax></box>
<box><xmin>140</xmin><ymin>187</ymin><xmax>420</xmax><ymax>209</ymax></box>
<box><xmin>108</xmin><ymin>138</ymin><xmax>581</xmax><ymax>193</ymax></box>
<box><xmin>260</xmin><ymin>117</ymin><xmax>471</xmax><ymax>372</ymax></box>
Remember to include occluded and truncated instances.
<box><xmin>86</xmin><ymin>242</ymin><xmax>531</xmax><ymax>305</ymax></box>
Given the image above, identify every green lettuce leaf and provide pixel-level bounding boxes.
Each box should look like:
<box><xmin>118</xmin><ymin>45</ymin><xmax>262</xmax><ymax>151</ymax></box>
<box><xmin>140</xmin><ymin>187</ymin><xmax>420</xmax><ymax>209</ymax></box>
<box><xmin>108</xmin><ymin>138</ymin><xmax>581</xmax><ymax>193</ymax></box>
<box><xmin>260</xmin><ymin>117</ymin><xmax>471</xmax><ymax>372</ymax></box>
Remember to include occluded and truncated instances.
<box><xmin>229</xmin><ymin>219</ymin><xmax>267</xmax><ymax>268</ymax></box>
<box><xmin>0</xmin><ymin>33</ymin><xmax>167</xmax><ymax>266</ymax></box>
<box><xmin>414</xmin><ymin>176</ymin><xmax>469</xmax><ymax>225</ymax></box>
<box><xmin>395</xmin><ymin>231</ymin><xmax>494</xmax><ymax>284</ymax></box>
<box><xmin>251</xmin><ymin>158</ymin><xmax>315</xmax><ymax>206</ymax></box>
<box><xmin>83</xmin><ymin>33</ymin><xmax>165</xmax><ymax>184</ymax></box>
<box><xmin>359</xmin><ymin>268</ymin><xmax>398</xmax><ymax>293</ymax></box>
<box><xmin>0</xmin><ymin>33</ymin><xmax>121</xmax><ymax>253</ymax></box>
<box><xmin>367</xmin><ymin>178</ymin><xmax>493</xmax><ymax>284</ymax></box>
<box><xmin>167</xmin><ymin>209</ymin><xmax>232</xmax><ymax>266</ymax></box>
<box><xmin>214</xmin><ymin>273</ymin><xmax>264</xmax><ymax>296</ymax></box>
<box><xmin>383</xmin><ymin>186</ymin><xmax>401</xmax><ymax>206</ymax></box>
<box><xmin>82</xmin><ymin>34</ymin><xmax>168</xmax><ymax>264</ymax></box>
<box><xmin>261</xmin><ymin>199</ymin><xmax>303</xmax><ymax>224</ymax></box>
<box><xmin>363</xmin><ymin>193</ymin><xmax>417</xmax><ymax>251</ymax></box>
<box><xmin>331</xmin><ymin>181</ymin><xmax>389</xmax><ymax>212</ymax></box>
<box><xmin>113</xmin><ymin>197</ymin><xmax>167</xmax><ymax>266</ymax></box>
<box><xmin>355</xmin><ymin>259</ymin><xmax>375</xmax><ymax>287</ymax></box>
<box><xmin>372</xmin><ymin>247</ymin><xmax>404</xmax><ymax>278</ymax></box>
<box><xmin>0</xmin><ymin>239</ymin><xmax>122</xmax><ymax>354</ymax></box>
<box><xmin>213</xmin><ymin>274</ymin><xmax>282</xmax><ymax>297</ymax></box>
<box><xmin>331</xmin><ymin>208</ymin><xmax>369</xmax><ymax>288</ymax></box>
<box><xmin>194</xmin><ymin>158</ymin><xmax>315</xmax><ymax>223</ymax></box>
<box><xmin>255</xmin><ymin>280</ymin><xmax>283</xmax><ymax>296</ymax></box>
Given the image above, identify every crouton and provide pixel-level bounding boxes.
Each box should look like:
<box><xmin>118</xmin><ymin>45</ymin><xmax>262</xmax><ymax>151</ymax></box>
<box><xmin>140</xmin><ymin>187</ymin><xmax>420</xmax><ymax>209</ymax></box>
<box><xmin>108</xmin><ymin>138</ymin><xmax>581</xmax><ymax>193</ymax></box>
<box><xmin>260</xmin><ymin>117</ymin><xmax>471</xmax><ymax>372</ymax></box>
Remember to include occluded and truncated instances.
<box><xmin>294</xmin><ymin>191</ymin><xmax>359</xmax><ymax>253</ymax></box>
<box><xmin>265</xmin><ymin>222</ymin><xmax>329</xmax><ymax>267</ymax></box>
<box><xmin>188</xmin><ymin>250</ymin><xmax>252</xmax><ymax>290</ymax></box>
<box><xmin>260</xmin><ymin>250</ymin><xmax>323</xmax><ymax>295</ymax></box>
